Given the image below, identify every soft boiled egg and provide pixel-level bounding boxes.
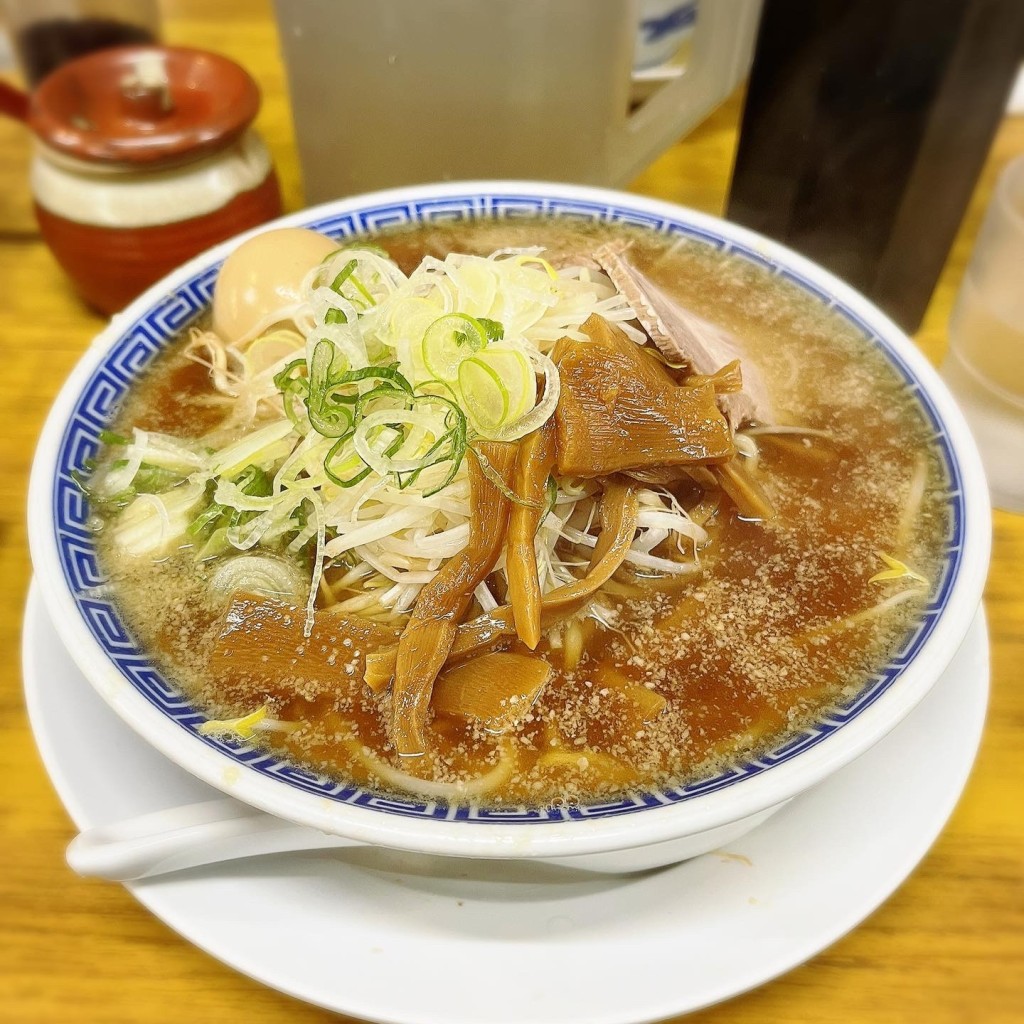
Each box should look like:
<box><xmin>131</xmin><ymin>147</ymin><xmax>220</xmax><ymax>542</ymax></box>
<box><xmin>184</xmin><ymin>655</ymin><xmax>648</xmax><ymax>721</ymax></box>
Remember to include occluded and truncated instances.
<box><xmin>212</xmin><ymin>227</ymin><xmax>338</xmax><ymax>343</ymax></box>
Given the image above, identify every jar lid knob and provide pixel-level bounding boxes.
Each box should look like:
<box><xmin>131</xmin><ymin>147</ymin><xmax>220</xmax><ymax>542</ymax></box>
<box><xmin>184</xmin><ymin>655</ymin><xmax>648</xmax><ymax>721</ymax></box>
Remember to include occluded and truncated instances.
<box><xmin>119</xmin><ymin>51</ymin><xmax>174</xmax><ymax>123</ymax></box>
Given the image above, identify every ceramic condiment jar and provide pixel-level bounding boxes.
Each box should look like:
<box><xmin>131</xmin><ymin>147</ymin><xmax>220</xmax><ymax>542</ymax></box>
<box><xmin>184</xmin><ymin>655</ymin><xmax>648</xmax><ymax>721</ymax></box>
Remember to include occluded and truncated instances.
<box><xmin>28</xmin><ymin>45</ymin><xmax>283</xmax><ymax>314</ymax></box>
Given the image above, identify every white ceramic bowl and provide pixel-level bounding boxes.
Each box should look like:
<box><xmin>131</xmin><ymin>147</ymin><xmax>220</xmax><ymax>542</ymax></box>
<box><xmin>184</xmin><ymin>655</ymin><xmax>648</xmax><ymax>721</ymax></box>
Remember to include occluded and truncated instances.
<box><xmin>28</xmin><ymin>182</ymin><xmax>991</xmax><ymax>873</ymax></box>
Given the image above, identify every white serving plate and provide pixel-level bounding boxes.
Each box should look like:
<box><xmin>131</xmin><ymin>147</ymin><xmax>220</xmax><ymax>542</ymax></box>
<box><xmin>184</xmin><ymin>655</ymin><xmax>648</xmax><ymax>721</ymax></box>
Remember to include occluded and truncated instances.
<box><xmin>24</xmin><ymin>583</ymin><xmax>989</xmax><ymax>1023</ymax></box>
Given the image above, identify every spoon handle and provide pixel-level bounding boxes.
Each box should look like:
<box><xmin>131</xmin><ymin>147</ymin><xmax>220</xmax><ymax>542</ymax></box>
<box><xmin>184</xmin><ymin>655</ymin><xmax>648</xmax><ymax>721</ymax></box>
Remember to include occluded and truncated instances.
<box><xmin>66</xmin><ymin>798</ymin><xmax>360</xmax><ymax>881</ymax></box>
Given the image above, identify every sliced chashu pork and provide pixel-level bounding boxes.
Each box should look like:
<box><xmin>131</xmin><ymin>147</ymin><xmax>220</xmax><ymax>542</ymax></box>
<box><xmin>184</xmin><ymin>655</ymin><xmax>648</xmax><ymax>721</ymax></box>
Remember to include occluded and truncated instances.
<box><xmin>593</xmin><ymin>242</ymin><xmax>772</xmax><ymax>428</ymax></box>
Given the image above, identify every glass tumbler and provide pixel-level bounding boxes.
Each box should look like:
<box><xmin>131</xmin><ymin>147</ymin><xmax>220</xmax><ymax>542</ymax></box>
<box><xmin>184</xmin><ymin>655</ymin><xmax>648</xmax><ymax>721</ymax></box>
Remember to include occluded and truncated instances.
<box><xmin>941</xmin><ymin>154</ymin><xmax>1024</xmax><ymax>513</ymax></box>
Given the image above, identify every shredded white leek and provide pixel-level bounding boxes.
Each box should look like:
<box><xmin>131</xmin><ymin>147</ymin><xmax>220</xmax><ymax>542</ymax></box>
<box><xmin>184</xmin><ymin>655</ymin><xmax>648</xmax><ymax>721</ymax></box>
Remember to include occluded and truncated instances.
<box><xmin>110</xmin><ymin>480</ymin><xmax>205</xmax><ymax>557</ymax></box>
<box><xmin>92</xmin><ymin>242</ymin><xmax>717</xmax><ymax>631</ymax></box>
<box><xmin>209</xmin><ymin>554</ymin><xmax>308</xmax><ymax>604</ymax></box>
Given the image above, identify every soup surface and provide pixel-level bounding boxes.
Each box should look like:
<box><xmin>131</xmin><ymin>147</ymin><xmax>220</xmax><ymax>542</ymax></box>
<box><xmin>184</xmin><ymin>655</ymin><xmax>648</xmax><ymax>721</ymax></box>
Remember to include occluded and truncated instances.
<box><xmin>89</xmin><ymin>217</ymin><xmax>948</xmax><ymax>807</ymax></box>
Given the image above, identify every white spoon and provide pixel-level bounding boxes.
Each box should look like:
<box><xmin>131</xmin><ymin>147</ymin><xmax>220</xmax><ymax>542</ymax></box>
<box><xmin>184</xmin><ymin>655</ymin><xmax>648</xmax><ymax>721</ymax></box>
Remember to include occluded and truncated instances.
<box><xmin>66</xmin><ymin>798</ymin><xmax>360</xmax><ymax>881</ymax></box>
<box><xmin>65</xmin><ymin>799</ymin><xmax>683</xmax><ymax>880</ymax></box>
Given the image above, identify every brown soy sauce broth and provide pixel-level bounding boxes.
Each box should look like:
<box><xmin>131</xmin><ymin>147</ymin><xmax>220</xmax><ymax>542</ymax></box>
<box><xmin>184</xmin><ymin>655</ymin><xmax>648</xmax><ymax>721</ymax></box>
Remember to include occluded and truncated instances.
<box><xmin>96</xmin><ymin>216</ymin><xmax>949</xmax><ymax>807</ymax></box>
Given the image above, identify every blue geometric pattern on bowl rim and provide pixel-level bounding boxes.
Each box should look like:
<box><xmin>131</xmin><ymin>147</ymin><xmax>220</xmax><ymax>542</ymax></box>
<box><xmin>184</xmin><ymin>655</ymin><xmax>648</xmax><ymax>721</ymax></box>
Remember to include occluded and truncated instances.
<box><xmin>51</xmin><ymin>191</ymin><xmax>964</xmax><ymax>823</ymax></box>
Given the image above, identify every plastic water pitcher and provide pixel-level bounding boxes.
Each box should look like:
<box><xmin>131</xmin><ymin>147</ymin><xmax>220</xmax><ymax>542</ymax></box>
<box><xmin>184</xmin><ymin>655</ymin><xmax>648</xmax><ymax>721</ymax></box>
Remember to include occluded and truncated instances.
<box><xmin>273</xmin><ymin>0</ymin><xmax>761</xmax><ymax>202</ymax></box>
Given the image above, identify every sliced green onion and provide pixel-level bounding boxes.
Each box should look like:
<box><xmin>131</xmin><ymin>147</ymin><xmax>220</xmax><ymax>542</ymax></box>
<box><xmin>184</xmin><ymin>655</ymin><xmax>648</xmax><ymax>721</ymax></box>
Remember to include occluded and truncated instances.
<box><xmin>196</xmin><ymin>525</ymin><xmax>232</xmax><ymax>559</ymax></box>
<box><xmin>353</xmin><ymin>411</ymin><xmax>443</xmax><ymax>476</ymax></box>
<box><xmin>309</xmin><ymin>338</ymin><xmax>344</xmax><ymax>387</ymax></box>
<box><xmin>349</xmin><ymin>273</ymin><xmax>374</xmax><ymax>306</ymax></box>
<box><xmin>388</xmin><ymin>297</ymin><xmax>444</xmax><ymax>333</ymax></box>
<box><xmin>188</xmin><ymin>502</ymin><xmax>226</xmax><ymax>537</ymax></box>
<box><xmin>188</xmin><ymin>464</ymin><xmax>281</xmax><ymax>543</ymax></box>
<box><xmin>398</xmin><ymin>426</ymin><xmax>464</xmax><ymax>493</ymax></box>
<box><xmin>306</xmin><ymin>401</ymin><xmax>355</xmax><ymax>440</ymax></box>
<box><xmin>235</xmin><ymin>465</ymin><xmax>274</xmax><ymax>497</ymax></box>
<box><xmin>484</xmin><ymin>346</ymin><xmax>558</xmax><ymax>442</ymax></box>
<box><xmin>330</xmin><ymin>258</ymin><xmax>375</xmax><ymax>309</ymax></box>
<box><xmin>396</xmin><ymin>430</ymin><xmax>452</xmax><ymax>491</ymax></box>
<box><xmin>323</xmin><ymin>439</ymin><xmax>367</xmax><ymax>488</ymax></box>
<box><xmin>306</xmin><ymin>340</ymin><xmax>353</xmax><ymax>438</ymax></box>
<box><xmin>273</xmin><ymin>358</ymin><xmax>307</xmax><ymax>389</ymax></box>
<box><xmin>339</xmin><ymin>363</ymin><xmax>413</xmax><ymax>393</ymax></box>
<box><xmin>403</xmin><ymin>393</ymin><xmax>469</xmax><ymax>496</ymax></box>
<box><xmin>355</xmin><ymin>382</ymin><xmax>412</xmax><ymax>412</ymax></box>
<box><xmin>325</xmin><ymin>429</ymin><xmax>404</xmax><ymax>488</ymax></box>
<box><xmin>458</xmin><ymin>347</ymin><xmax>534</xmax><ymax>437</ymax></box>
<box><xmin>133</xmin><ymin>464</ymin><xmax>185</xmax><ymax>494</ymax></box>
<box><xmin>459</xmin><ymin>356</ymin><xmax>509</xmax><ymax>434</ymax></box>
<box><xmin>421</xmin><ymin>313</ymin><xmax>489</xmax><ymax>382</ymax></box>
<box><xmin>415</xmin><ymin>378</ymin><xmax>459</xmax><ymax>404</ymax></box>
<box><xmin>305</xmin><ymin>341</ymin><xmax>414</xmax><ymax>439</ymax></box>
<box><xmin>421</xmin><ymin>453</ymin><xmax>465</xmax><ymax>497</ymax></box>
<box><xmin>274</xmin><ymin>358</ymin><xmax>310</xmax><ymax>426</ymax></box>
<box><xmin>330</xmin><ymin>259</ymin><xmax>358</xmax><ymax>294</ymax></box>
<box><xmin>280</xmin><ymin>380</ymin><xmax>309</xmax><ymax>427</ymax></box>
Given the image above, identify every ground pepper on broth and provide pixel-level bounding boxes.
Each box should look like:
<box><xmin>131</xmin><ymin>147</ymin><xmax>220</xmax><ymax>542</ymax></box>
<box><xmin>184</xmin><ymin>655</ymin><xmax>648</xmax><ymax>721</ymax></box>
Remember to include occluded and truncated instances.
<box><xmin>91</xmin><ymin>217</ymin><xmax>948</xmax><ymax>807</ymax></box>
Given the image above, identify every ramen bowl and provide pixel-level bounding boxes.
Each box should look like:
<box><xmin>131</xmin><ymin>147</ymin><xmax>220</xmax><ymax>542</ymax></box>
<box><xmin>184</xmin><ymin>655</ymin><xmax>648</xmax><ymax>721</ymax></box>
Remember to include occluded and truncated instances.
<box><xmin>27</xmin><ymin>182</ymin><xmax>991</xmax><ymax>873</ymax></box>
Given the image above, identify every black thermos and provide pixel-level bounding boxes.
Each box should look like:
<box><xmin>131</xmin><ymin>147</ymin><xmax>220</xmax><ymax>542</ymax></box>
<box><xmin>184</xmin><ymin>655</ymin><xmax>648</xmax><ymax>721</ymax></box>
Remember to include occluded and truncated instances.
<box><xmin>727</xmin><ymin>0</ymin><xmax>1024</xmax><ymax>332</ymax></box>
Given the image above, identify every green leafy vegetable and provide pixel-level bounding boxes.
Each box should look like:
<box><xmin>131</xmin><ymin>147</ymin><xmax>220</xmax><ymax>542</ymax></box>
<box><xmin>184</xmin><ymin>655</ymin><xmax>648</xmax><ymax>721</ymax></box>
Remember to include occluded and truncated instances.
<box><xmin>477</xmin><ymin>317</ymin><xmax>505</xmax><ymax>343</ymax></box>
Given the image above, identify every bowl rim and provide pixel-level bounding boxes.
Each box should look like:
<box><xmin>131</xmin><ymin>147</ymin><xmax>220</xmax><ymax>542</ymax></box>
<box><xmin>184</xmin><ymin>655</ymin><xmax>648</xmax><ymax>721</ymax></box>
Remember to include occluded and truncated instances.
<box><xmin>27</xmin><ymin>179</ymin><xmax>991</xmax><ymax>859</ymax></box>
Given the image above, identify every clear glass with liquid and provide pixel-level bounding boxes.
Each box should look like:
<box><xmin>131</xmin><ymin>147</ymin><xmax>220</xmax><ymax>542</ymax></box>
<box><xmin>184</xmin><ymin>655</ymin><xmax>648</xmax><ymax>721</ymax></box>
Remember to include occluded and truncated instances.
<box><xmin>942</xmin><ymin>155</ymin><xmax>1024</xmax><ymax>513</ymax></box>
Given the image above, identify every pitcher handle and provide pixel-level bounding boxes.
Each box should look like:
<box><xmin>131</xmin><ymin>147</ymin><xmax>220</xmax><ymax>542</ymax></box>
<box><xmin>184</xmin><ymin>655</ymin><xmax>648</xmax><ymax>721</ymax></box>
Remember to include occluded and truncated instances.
<box><xmin>609</xmin><ymin>0</ymin><xmax>762</xmax><ymax>187</ymax></box>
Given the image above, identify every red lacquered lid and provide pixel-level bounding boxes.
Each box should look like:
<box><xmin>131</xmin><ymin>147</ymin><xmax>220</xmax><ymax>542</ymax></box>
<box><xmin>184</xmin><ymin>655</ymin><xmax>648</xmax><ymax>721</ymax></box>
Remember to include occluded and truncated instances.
<box><xmin>29</xmin><ymin>45</ymin><xmax>261</xmax><ymax>165</ymax></box>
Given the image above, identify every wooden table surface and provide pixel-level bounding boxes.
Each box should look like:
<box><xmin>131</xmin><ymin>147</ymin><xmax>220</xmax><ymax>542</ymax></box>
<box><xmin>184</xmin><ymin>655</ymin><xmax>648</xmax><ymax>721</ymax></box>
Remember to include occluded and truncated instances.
<box><xmin>1</xmin><ymin>3</ymin><xmax>1021</xmax><ymax>1022</ymax></box>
